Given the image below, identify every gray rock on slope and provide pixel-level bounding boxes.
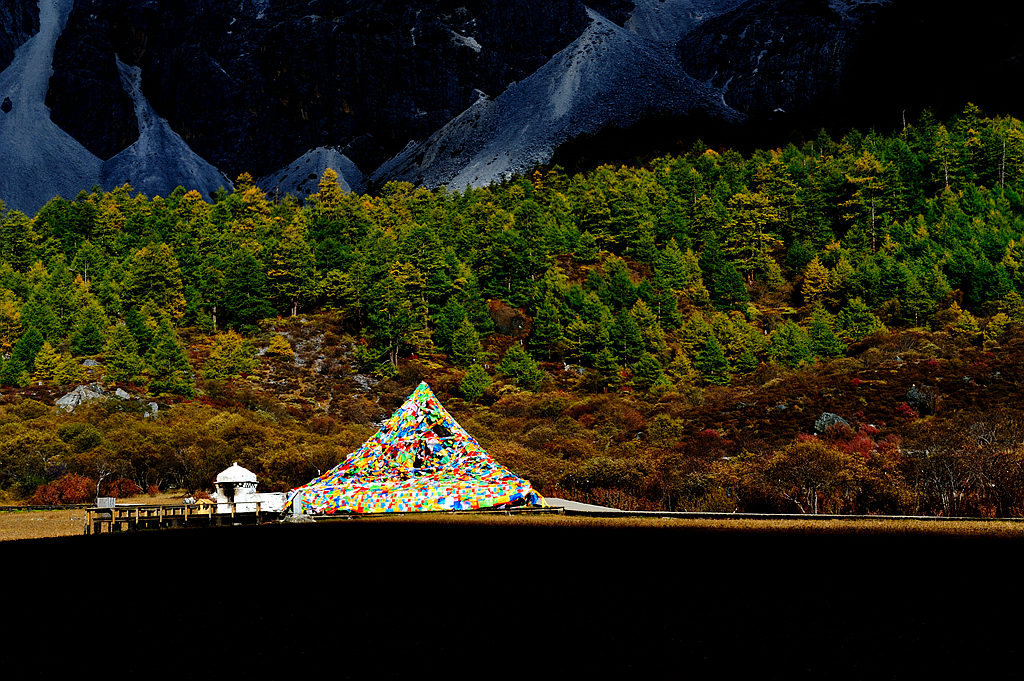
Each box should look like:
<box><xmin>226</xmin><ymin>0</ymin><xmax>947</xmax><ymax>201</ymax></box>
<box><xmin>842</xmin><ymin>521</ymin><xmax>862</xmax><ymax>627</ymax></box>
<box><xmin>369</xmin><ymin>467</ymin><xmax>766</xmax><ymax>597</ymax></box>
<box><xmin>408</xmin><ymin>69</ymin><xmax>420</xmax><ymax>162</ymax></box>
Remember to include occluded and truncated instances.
<box><xmin>258</xmin><ymin>146</ymin><xmax>366</xmax><ymax>199</ymax></box>
<box><xmin>101</xmin><ymin>57</ymin><xmax>231</xmax><ymax>199</ymax></box>
<box><xmin>814</xmin><ymin>412</ymin><xmax>850</xmax><ymax>436</ymax></box>
<box><xmin>374</xmin><ymin>9</ymin><xmax>740</xmax><ymax>191</ymax></box>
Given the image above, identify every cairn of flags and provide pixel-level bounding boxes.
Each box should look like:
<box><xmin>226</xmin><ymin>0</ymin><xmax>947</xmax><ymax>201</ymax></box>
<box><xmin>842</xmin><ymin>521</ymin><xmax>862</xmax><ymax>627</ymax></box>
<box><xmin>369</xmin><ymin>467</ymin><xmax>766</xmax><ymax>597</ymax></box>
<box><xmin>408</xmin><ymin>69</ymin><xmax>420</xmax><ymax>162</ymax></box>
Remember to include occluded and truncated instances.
<box><xmin>287</xmin><ymin>382</ymin><xmax>544</xmax><ymax>514</ymax></box>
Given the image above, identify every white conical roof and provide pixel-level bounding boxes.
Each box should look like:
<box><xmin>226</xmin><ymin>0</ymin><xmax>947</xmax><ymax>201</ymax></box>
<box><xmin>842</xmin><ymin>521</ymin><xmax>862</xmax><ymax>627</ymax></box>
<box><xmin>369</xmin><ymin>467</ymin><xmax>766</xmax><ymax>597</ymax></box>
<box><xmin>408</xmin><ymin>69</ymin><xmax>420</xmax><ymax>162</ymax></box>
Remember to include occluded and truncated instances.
<box><xmin>216</xmin><ymin>462</ymin><xmax>258</xmax><ymax>484</ymax></box>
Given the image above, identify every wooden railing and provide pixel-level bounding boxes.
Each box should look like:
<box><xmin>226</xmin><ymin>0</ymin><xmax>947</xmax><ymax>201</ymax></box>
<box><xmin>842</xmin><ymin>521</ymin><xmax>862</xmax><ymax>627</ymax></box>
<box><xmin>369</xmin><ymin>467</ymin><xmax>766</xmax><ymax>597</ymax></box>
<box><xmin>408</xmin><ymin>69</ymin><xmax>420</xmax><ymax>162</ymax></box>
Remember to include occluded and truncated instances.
<box><xmin>83</xmin><ymin>502</ymin><xmax>268</xmax><ymax>535</ymax></box>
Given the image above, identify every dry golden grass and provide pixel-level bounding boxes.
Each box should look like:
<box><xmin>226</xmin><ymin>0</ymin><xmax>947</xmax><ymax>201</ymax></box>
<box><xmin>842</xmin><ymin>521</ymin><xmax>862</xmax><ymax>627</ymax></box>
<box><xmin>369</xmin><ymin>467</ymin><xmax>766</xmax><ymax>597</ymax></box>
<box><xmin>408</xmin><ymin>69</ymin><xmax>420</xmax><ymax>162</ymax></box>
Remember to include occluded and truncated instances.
<box><xmin>0</xmin><ymin>491</ymin><xmax>193</xmax><ymax>542</ymax></box>
<box><xmin>328</xmin><ymin>512</ymin><xmax>1024</xmax><ymax>536</ymax></box>
<box><xmin>0</xmin><ymin>508</ymin><xmax>87</xmax><ymax>542</ymax></box>
<box><xmin>7</xmin><ymin>501</ymin><xmax>1024</xmax><ymax>541</ymax></box>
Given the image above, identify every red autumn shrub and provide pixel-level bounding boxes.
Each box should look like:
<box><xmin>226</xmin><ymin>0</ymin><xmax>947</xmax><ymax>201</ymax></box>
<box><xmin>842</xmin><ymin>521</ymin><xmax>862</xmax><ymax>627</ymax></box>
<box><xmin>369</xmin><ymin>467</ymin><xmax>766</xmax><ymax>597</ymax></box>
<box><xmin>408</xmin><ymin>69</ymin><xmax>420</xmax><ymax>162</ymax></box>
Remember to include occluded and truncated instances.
<box><xmin>104</xmin><ymin>478</ymin><xmax>143</xmax><ymax>498</ymax></box>
<box><xmin>896</xmin><ymin>402</ymin><xmax>918</xmax><ymax>420</ymax></box>
<box><xmin>30</xmin><ymin>474</ymin><xmax>95</xmax><ymax>505</ymax></box>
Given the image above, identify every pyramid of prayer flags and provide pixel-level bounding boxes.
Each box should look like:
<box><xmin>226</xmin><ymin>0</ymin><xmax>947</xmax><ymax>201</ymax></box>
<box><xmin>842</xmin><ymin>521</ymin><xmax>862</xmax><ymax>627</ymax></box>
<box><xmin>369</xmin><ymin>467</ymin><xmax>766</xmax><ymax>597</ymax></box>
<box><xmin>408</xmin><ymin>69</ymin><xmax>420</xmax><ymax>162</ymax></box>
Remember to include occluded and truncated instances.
<box><xmin>287</xmin><ymin>382</ymin><xmax>544</xmax><ymax>514</ymax></box>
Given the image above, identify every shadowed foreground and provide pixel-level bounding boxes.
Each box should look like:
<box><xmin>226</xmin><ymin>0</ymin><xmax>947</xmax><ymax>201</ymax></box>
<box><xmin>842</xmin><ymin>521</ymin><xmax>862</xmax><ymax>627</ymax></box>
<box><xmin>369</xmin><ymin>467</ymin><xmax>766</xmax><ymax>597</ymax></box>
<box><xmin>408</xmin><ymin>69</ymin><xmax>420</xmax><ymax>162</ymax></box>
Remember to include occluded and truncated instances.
<box><xmin>2</xmin><ymin>520</ymin><xmax>1021</xmax><ymax>677</ymax></box>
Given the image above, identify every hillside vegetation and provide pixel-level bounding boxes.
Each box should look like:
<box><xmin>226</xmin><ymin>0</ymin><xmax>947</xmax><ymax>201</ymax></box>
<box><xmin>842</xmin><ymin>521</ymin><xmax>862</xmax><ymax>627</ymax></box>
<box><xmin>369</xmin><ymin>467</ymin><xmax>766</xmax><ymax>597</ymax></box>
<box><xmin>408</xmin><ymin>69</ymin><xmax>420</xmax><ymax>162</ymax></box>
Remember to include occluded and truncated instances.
<box><xmin>4</xmin><ymin>104</ymin><xmax>1024</xmax><ymax>515</ymax></box>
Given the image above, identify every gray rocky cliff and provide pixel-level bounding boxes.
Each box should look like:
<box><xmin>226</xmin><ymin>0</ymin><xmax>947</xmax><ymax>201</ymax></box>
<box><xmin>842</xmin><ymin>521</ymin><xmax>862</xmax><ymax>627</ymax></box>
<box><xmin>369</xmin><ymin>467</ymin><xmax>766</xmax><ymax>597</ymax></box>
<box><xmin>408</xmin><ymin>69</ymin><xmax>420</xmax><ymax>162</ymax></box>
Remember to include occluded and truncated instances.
<box><xmin>0</xmin><ymin>0</ymin><xmax>39</xmax><ymax>74</ymax></box>
<box><xmin>46</xmin><ymin>0</ymin><xmax>595</xmax><ymax>179</ymax></box>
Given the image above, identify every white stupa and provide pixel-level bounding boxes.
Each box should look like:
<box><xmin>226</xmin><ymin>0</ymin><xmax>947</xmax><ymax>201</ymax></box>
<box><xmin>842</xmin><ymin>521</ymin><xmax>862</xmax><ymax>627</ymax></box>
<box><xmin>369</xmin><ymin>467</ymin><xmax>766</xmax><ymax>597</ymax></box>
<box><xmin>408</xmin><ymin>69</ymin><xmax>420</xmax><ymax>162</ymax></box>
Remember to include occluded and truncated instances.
<box><xmin>213</xmin><ymin>463</ymin><xmax>286</xmax><ymax>513</ymax></box>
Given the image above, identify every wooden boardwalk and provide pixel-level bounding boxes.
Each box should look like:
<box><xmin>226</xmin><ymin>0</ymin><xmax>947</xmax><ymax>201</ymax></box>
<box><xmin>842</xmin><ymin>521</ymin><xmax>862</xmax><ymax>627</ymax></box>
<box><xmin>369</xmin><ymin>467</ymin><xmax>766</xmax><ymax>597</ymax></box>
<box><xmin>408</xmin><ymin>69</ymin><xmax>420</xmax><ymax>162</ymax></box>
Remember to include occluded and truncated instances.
<box><xmin>83</xmin><ymin>503</ymin><xmax>278</xmax><ymax>534</ymax></box>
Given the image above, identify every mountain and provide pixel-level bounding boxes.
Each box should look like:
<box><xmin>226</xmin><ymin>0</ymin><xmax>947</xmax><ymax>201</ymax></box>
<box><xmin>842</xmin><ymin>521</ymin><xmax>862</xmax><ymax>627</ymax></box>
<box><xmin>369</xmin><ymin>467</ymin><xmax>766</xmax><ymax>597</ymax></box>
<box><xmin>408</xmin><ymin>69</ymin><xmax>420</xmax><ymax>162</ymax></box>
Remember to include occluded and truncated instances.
<box><xmin>3</xmin><ymin>0</ymin><xmax>1024</xmax><ymax>213</ymax></box>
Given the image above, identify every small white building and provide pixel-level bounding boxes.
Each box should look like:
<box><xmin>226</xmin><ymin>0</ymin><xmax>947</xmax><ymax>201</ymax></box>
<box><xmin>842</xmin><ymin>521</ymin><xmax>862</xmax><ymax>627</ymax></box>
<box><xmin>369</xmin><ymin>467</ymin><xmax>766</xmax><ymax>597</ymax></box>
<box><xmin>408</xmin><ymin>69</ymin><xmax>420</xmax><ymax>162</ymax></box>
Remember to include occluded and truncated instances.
<box><xmin>213</xmin><ymin>462</ymin><xmax>286</xmax><ymax>514</ymax></box>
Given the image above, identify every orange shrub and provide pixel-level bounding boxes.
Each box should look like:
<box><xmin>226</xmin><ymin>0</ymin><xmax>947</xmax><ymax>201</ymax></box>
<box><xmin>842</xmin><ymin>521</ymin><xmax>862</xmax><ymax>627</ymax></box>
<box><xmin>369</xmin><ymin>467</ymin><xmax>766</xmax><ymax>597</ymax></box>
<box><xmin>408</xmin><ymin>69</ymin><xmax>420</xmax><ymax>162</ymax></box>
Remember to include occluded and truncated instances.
<box><xmin>30</xmin><ymin>474</ymin><xmax>95</xmax><ymax>505</ymax></box>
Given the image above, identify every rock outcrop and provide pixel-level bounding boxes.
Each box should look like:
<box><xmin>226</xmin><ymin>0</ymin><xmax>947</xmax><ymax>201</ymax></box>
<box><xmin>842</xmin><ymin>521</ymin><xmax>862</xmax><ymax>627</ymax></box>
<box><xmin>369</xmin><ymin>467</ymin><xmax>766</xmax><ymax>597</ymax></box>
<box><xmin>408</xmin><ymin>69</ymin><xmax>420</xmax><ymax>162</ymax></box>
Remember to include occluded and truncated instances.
<box><xmin>47</xmin><ymin>0</ymin><xmax>593</xmax><ymax>179</ymax></box>
<box><xmin>0</xmin><ymin>0</ymin><xmax>39</xmax><ymax>74</ymax></box>
<box><xmin>6</xmin><ymin>0</ymin><xmax>1024</xmax><ymax>213</ymax></box>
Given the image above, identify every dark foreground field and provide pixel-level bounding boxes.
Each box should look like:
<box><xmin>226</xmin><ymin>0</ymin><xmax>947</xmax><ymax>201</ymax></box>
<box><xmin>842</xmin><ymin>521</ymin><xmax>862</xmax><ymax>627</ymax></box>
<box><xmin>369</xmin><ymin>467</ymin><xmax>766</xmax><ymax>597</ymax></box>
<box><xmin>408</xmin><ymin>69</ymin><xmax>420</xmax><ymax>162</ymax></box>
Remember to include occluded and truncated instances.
<box><xmin>2</xmin><ymin>520</ymin><xmax>1021</xmax><ymax>677</ymax></box>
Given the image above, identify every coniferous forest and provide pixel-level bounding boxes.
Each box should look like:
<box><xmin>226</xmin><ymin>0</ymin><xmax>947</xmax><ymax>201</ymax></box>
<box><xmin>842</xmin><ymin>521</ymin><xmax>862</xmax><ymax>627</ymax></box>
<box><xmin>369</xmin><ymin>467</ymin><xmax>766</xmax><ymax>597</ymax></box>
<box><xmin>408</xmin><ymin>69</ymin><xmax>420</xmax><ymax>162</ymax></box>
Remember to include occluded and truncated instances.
<box><xmin>6</xmin><ymin>105</ymin><xmax>1024</xmax><ymax>515</ymax></box>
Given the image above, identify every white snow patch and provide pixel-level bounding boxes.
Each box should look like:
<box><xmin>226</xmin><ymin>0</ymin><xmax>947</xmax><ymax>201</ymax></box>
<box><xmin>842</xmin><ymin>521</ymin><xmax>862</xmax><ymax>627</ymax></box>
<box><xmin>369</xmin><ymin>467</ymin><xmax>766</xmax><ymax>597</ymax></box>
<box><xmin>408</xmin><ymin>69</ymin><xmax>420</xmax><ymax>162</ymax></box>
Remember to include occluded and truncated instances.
<box><xmin>258</xmin><ymin>146</ymin><xmax>366</xmax><ymax>199</ymax></box>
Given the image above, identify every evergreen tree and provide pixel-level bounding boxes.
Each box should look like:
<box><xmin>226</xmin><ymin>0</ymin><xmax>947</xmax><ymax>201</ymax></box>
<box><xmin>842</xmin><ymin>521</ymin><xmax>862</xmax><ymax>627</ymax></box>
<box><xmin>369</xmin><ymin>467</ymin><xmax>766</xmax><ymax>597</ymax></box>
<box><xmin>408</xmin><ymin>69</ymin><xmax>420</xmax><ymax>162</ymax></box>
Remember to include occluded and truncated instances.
<box><xmin>460</xmin><ymin>364</ymin><xmax>492</xmax><ymax>402</ymax></box>
<box><xmin>802</xmin><ymin>257</ymin><xmax>831</xmax><ymax>306</ymax></box>
<box><xmin>530</xmin><ymin>294</ymin><xmax>564</xmax><ymax>360</ymax></box>
<box><xmin>103</xmin><ymin>324</ymin><xmax>147</xmax><ymax>385</ymax></box>
<box><xmin>591</xmin><ymin>346</ymin><xmax>621</xmax><ymax>390</ymax></box>
<box><xmin>0</xmin><ymin>358</ymin><xmax>29</xmax><ymax>387</ymax></box>
<box><xmin>449</xmin><ymin>319</ymin><xmax>483</xmax><ymax>367</ymax></box>
<box><xmin>145</xmin><ymin>316</ymin><xmax>195</xmax><ymax>396</ymax></box>
<box><xmin>123</xmin><ymin>243</ymin><xmax>186</xmax><ymax>320</ymax></box>
<box><xmin>0</xmin><ymin>288</ymin><xmax>22</xmax><ymax>354</ymax></box>
<box><xmin>610</xmin><ymin>310</ymin><xmax>644</xmax><ymax>364</ymax></box>
<box><xmin>203</xmin><ymin>331</ymin><xmax>258</xmax><ymax>380</ymax></box>
<box><xmin>497</xmin><ymin>344</ymin><xmax>545</xmax><ymax>391</ymax></box>
<box><xmin>11</xmin><ymin>326</ymin><xmax>44</xmax><ymax>373</ymax></box>
<box><xmin>838</xmin><ymin>298</ymin><xmax>886</xmax><ymax>341</ymax></box>
<box><xmin>808</xmin><ymin>306</ymin><xmax>847</xmax><ymax>358</ymax></box>
<box><xmin>434</xmin><ymin>299</ymin><xmax>467</xmax><ymax>354</ymax></box>
<box><xmin>575</xmin><ymin>231</ymin><xmax>599</xmax><ymax>262</ymax></box>
<box><xmin>699</xmin><ymin>235</ymin><xmax>748</xmax><ymax>310</ymax></box>
<box><xmin>70</xmin><ymin>295</ymin><xmax>108</xmax><ymax>356</ymax></box>
<box><xmin>53</xmin><ymin>354</ymin><xmax>85</xmax><ymax>386</ymax></box>
<box><xmin>32</xmin><ymin>341</ymin><xmax>61</xmax><ymax>382</ymax></box>
<box><xmin>632</xmin><ymin>352</ymin><xmax>668</xmax><ymax>393</ymax></box>
<box><xmin>769</xmin><ymin>320</ymin><xmax>814</xmax><ymax>367</ymax></box>
<box><xmin>19</xmin><ymin>290</ymin><xmax>58</xmax><ymax>341</ymax></box>
<box><xmin>267</xmin><ymin>216</ymin><xmax>318</xmax><ymax>316</ymax></box>
<box><xmin>694</xmin><ymin>335</ymin><xmax>731</xmax><ymax>385</ymax></box>
<box><xmin>222</xmin><ymin>247</ymin><xmax>274</xmax><ymax>329</ymax></box>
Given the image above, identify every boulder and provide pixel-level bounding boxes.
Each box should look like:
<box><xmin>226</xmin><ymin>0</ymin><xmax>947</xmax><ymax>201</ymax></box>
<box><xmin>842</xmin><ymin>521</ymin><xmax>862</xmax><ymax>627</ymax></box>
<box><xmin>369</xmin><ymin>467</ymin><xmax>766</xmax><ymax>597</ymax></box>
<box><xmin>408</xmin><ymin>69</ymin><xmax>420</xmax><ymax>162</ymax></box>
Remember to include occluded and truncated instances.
<box><xmin>55</xmin><ymin>383</ymin><xmax>107</xmax><ymax>412</ymax></box>
<box><xmin>906</xmin><ymin>384</ymin><xmax>939</xmax><ymax>415</ymax></box>
<box><xmin>814</xmin><ymin>412</ymin><xmax>850</xmax><ymax>436</ymax></box>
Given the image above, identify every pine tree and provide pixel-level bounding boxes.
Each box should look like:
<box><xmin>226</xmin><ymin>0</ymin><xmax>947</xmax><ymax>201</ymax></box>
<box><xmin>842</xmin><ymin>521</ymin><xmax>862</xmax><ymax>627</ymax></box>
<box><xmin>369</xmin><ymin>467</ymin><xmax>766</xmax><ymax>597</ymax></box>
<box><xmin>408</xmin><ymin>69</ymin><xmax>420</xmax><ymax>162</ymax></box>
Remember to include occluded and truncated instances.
<box><xmin>589</xmin><ymin>346</ymin><xmax>618</xmax><ymax>387</ymax></box>
<box><xmin>53</xmin><ymin>354</ymin><xmax>85</xmax><ymax>386</ymax></box>
<box><xmin>497</xmin><ymin>344</ymin><xmax>545</xmax><ymax>391</ymax></box>
<box><xmin>265</xmin><ymin>334</ymin><xmax>294</xmax><ymax>358</ymax></box>
<box><xmin>222</xmin><ymin>246</ymin><xmax>274</xmax><ymax>330</ymax></box>
<box><xmin>145</xmin><ymin>316</ymin><xmax>195</xmax><ymax>396</ymax></box>
<box><xmin>699</xmin><ymin>235</ymin><xmax>748</xmax><ymax>310</ymax></box>
<box><xmin>0</xmin><ymin>289</ymin><xmax>22</xmax><ymax>354</ymax></box>
<box><xmin>610</xmin><ymin>310</ymin><xmax>644</xmax><ymax>364</ymax></box>
<box><xmin>530</xmin><ymin>294</ymin><xmax>563</xmax><ymax>360</ymax></box>
<box><xmin>694</xmin><ymin>335</ymin><xmax>731</xmax><ymax>386</ymax></box>
<box><xmin>32</xmin><ymin>341</ymin><xmax>61</xmax><ymax>382</ymax></box>
<box><xmin>123</xmin><ymin>243</ymin><xmax>187</xmax><ymax>320</ymax></box>
<box><xmin>203</xmin><ymin>331</ymin><xmax>258</xmax><ymax>380</ymax></box>
<box><xmin>19</xmin><ymin>290</ymin><xmax>58</xmax><ymax>341</ymax></box>
<box><xmin>460</xmin><ymin>364</ymin><xmax>492</xmax><ymax>402</ymax></box>
<box><xmin>769</xmin><ymin>320</ymin><xmax>814</xmax><ymax>367</ymax></box>
<box><xmin>632</xmin><ymin>352</ymin><xmax>668</xmax><ymax>393</ymax></box>
<box><xmin>0</xmin><ymin>358</ymin><xmax>29</xmax><ymax>387</ymax></box>
<box><xmin>11</xmin><ymin>326</ymin><xmax>44</xmax><ymax>373</ymax></box>
<box><xmin>575</xmin><ymin>231</ymin><xmax>599</xmax><ymax>262</ymax></box>
<box><xmin>70</xmin><ymin>295</ymin><xmax>109</xmax><ymax>356</ymax></box>
<box><xmin>630</xmin><ymin>299</ymin><xmax>669</xmax><ymax>360</ymax></box>
<box><xmin>103</xmin><ymin>324</ymin><xmax>147</xmax><ymax>385</ymax></box>
<box><xmin>802</xmin><ymin>257</ymin><xmax>831</xmax><ymax>306</ymax></box>
<box><xmin>838</xmin><ymin>298</ymin><xmax>886</xmax><ymax>341</ymax></box>
<box><xmin>125</xmin><ymin>306</ymin><xmax>156</xmax><ymax>356</ymax></box>
<box><xmin>434</xmin><ymin>299</ymin><xmax>468</xmax><ymax>354</ymax></box>
<box><xmin>267</xmin><ymin>215</ymin><xmax>318</xmax><ymax>316</ymax></box>
<box><xmin>448</xmin><ymin>319</ymin><xmax>482</xmax><ymax>367</ymax></box>
<box><xmin>808</xmin><ymin>306</ymin><xmax>846</xmax><ymax>358</ymax></box>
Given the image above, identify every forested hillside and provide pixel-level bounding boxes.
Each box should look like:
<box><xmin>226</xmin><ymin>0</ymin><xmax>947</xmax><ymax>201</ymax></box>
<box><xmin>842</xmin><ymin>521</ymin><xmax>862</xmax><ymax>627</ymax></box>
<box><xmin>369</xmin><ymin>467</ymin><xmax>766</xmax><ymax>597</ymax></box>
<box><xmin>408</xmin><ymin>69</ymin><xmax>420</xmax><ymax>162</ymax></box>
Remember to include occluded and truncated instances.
<box><xmin>5</xmin><ymin>104</ymin><xmax>1024</xmax><ymax>515</ymax></box>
